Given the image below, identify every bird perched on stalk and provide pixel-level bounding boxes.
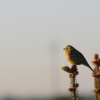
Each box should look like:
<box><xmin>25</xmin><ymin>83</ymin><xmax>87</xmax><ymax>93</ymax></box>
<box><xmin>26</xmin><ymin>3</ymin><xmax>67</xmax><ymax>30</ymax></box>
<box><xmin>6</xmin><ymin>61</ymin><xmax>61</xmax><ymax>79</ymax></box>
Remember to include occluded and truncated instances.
<box><xmin>63</xmin><ymin>45</ymin><xmax>94</xmax><ymax>72</ymax></box>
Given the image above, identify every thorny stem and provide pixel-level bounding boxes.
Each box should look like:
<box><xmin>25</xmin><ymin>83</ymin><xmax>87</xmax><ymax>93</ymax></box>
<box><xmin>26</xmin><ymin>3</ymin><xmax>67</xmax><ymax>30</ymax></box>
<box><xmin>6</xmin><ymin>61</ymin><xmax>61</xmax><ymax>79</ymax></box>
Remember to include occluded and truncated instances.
<box><xmin>61</xmin><ymin>65</ymin><xmax>79</xmax><ymax>100</ymax></box>
<box><xmin>94</xmin><ymin>65</ymin><xmax>99</xmax><ymax>100</ymax></box>
<box><xmin>71</xmin><ymin>73</ymin><xmax>76</xmax><ymax>100</ymax></box>
<box><xmin>93</xmin><ymin>54</ymin><xmax>100</xmax><ymax>100</ymax></box>
<box><xmin>69</xmin><ymin>66</ymin><xmax>79</xmax><ymax>100</ymax></box>
<box><xmin>96</xmin><ymin>65</ymin><xmax>100</xmax><ymax>100</ymax></box>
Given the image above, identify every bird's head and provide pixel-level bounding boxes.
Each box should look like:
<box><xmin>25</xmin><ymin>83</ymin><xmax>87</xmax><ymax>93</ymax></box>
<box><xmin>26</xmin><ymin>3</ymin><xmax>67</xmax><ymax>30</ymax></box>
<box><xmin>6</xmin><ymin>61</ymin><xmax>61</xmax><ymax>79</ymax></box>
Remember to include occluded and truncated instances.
<box><xmin>63</xmin><ymin>45</ymin><xmax>75</xmax><ymax>54</ymax></box>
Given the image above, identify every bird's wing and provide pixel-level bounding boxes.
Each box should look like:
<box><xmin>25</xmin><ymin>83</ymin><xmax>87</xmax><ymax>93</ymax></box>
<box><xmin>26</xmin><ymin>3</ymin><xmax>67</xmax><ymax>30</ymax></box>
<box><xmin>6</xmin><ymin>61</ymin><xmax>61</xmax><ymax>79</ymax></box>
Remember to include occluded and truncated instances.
<box><xmin>70</xmin><ymin>50</ymin><xmax>89</xmax><ymax>65</ymax></box>
<box><xmin>77</xmin><ymin>50</ymin><xmax>90</xmax><ymax>66</ymax></box>
<box><xmin>76</xmin><ymin>51</ymin><xmax>94</xmax><ymax>72</ymax></box>
<box><xmin>71</xmin><ymin>49</ymin><xmax>94</xmax><ymax>72</ymax></box>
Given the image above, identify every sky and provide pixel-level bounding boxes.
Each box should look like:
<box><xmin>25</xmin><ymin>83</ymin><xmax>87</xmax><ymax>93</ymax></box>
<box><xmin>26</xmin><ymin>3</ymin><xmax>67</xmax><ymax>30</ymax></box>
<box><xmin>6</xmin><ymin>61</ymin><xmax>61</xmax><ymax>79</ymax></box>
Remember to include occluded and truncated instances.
<box><xmin>0</xmin><ymin>0</ymin><xmax>100</xmax><ymax>97</ymax></box>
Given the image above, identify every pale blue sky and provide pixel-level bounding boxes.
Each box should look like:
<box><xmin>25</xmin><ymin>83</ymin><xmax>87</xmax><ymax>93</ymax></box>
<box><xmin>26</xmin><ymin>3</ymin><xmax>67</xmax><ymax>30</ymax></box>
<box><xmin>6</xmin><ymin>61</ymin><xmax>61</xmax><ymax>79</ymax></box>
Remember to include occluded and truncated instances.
<box><xmin>0</xmin><ymin>0</ymin><xmax>100</xmax><ymax>97</ymax></box>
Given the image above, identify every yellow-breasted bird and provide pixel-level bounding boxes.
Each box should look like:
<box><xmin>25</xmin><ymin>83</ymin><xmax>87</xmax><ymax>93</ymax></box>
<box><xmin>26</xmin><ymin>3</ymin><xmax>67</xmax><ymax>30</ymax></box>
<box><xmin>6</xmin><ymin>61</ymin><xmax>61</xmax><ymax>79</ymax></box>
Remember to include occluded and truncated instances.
<box><xmin>63</xmin><ymin>45</ymin><xmax>94</xmax><ymax>72</ymax></box>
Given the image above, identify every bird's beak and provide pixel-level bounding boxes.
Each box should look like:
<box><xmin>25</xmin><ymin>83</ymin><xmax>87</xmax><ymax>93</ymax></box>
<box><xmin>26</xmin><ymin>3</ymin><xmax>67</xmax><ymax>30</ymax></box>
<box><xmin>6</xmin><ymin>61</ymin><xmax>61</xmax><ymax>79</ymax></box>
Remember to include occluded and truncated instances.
<box><xmin>63</xmin><ymin>48</ymin><xmax>65</xmax><ymax>50</ymax></box>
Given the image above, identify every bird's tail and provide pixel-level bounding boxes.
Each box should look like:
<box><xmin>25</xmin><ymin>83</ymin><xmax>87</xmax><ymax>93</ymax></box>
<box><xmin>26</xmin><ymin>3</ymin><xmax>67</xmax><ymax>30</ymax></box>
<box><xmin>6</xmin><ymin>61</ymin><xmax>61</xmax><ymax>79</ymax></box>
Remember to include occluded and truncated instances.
<box><xmin>83</xmin><ymin>62</ymin><xmax>94</xmax><ymax>72</ymax></box>
<box><xmin>88</xmin><ymin>65</ymin><xmax>94</xmax><ymax>73</ymax></box>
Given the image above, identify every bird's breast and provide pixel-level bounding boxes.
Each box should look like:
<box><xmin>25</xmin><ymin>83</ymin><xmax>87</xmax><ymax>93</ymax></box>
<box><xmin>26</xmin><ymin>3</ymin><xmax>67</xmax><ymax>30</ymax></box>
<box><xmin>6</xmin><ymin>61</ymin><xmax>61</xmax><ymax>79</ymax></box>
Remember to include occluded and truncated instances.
<box><xmin>64</xmin><ymin>52</ymin><xmax>79</xmax><ymax>65</ymax></box>
<box><xmin>65</xmin><ymin>53</ymin><xmax>75</xmax><ymax>64</ymax></box>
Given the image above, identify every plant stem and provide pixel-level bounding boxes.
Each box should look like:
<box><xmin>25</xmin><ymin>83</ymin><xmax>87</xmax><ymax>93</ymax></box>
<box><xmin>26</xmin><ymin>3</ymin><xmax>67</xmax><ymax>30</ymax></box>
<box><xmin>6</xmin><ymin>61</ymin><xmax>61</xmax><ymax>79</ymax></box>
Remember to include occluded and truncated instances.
<box><xmin>71</xmin><ymin>73</ymin><xmax>76</xmax><ymax>100</ymax></box>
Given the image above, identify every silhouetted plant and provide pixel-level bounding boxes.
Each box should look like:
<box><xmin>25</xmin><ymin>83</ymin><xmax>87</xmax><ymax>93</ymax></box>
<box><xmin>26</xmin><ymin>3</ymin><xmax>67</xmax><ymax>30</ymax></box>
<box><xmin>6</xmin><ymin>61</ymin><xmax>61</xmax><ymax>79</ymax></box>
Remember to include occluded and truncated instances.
<box><xmin>92</xmin><ymin>54</ymin><xmax>100</xmax><ymax>100</ymax></box>
<box><xmin>61</xmin><ymin>53</ymin><xmax>100</xmax><ymax>100</ymax></box>
<box><xmin>62</xmin><ymin>65</ymin><xmax>79</xmax><ymax>100</ymax></box>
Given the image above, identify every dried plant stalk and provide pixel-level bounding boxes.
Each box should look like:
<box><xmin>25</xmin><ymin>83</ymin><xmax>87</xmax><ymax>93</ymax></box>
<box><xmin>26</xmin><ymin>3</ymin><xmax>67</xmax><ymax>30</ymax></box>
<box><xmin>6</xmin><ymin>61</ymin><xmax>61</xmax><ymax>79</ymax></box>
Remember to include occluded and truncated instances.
<box><xmin>92</xmin><ymin>54</ymin><xmax>100</xmax><ymax>100</ymax></box>
<box><xmin>62</xmin><ymin>65</ymin><xmax>79</xmax><ymax>100</ymax></box>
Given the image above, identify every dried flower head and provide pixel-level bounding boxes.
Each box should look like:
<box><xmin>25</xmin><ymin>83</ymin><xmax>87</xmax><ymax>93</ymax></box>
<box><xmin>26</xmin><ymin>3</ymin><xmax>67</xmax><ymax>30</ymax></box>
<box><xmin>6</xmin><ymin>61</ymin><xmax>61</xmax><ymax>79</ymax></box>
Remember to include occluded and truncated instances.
<box><xmin>68</xmin><ymin>88</ymin><xmax>73</xmax><ymax>91</ymax></box>
<box><xmin>92</xmin><ymin>73</ymin><xmax>99</xmax><ymax>78</ymax></box>
<box><xmin>69</xmin><ymin>73</ymin><xmax>73</xmax><ymax>78</ymax></box>
<box><xmin>97</xmin><ymin>58</ymin><xmax>100</xmax><ymax>63</ymax></box>
<box><xmin>76</xmin><ymin>98</ymin><xmax>79</xmax><ymax>100</ymax></box>
<box><xmin>96</xmin><ymin>72</ymin><xmax>100</xmax><ymax>77</ymax></box>
<box><xmin>94</xmin><ymin>53</ymin><xmax>99</xmax><ymax>60</ymax></box>
<box><xmin>94</xmin><ymin>88</ymin><xmax>100</xmax><ymax>93</ymax></box>
<box><xmin>75</xmin><ymin>83</ymin><xmax>79</xmax><ymax>87</ymax></box>
<box><xmin>92</xmin><ymin>60</ymin><xmax>98</xmax><ymax>65</ymax></box>
<box><xmin>74</xmin><ymin>71</ymin><xmax>79</xmax><ymax>75</ymax></box>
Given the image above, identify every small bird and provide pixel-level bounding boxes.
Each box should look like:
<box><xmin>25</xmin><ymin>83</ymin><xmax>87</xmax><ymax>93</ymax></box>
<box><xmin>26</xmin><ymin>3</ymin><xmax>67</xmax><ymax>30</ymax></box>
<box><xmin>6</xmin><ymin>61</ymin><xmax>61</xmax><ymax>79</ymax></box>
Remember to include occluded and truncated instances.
<box><xmin>63</xmin><ymin>45</ymin><xmax>94</xmax><ymax>72</ymax></box>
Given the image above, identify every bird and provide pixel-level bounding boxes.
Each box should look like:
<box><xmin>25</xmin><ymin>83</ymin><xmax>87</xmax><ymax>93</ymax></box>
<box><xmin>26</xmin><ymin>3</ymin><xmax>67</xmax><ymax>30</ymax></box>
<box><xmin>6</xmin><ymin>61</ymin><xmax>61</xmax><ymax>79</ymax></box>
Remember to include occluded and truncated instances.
<box><xmin>63</xmin><ymin>45</ymin><xmax>94</xmax><ymax>72</ymax></box>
